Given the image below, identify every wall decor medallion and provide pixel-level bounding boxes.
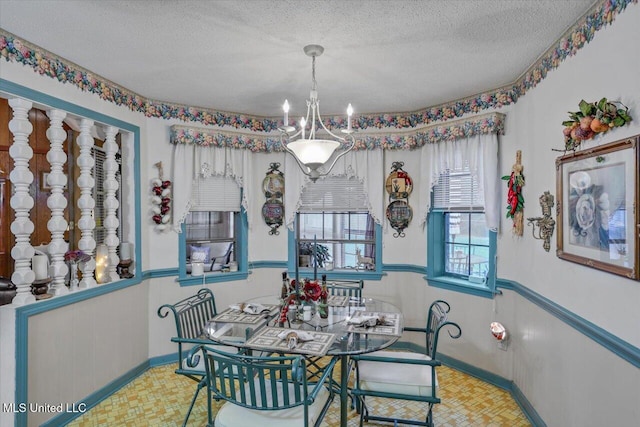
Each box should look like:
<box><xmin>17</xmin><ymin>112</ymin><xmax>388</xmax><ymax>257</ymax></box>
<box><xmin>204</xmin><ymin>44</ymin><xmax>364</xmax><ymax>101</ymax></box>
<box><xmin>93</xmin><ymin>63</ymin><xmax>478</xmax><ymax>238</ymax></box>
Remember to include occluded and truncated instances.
<box><xmin>262</xmin><ymin>162</ymin><xmax>285</xmax><ymax>235</ymax></box>
<box><xmin>385</xmin><ymin>162</ymin><xmax>413</xmax><ymax>238</ymax></box>
<box><xmin>556</xmin><ymin>136</ymin><xmax>639</xmax><ymax>279</ymax></box>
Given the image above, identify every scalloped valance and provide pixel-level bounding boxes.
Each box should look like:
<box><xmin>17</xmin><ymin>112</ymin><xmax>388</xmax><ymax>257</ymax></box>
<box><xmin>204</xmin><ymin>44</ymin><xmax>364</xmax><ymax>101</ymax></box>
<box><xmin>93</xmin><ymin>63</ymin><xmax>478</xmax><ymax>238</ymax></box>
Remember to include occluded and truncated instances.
<box><xmin>0</xmin><ymin>0</ymin><xmax>635</xmax><ymax>132</ymax></box>
<box><xmin>169</xmin><ymin>112</ymin><xmax>505</xmax><ymax>152</ymax></box>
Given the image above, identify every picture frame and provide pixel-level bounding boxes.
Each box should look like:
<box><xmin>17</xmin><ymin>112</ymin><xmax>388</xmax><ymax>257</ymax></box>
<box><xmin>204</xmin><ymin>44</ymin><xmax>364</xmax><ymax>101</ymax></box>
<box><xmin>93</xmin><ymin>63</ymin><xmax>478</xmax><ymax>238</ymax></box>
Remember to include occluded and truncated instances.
<box><xmin>41</xmin><ymin>172</ymin><xmax>67</xmax><ymax>190</ymax></box>
<box><xmin>556</xmin><ymin>136</ymin><xmax>639</xmax><ymax>279</ymax></box>
<box><xmin>41</xmin><ymin>172</ymin><xmax>51</xmax><ymax>190</ymax></box>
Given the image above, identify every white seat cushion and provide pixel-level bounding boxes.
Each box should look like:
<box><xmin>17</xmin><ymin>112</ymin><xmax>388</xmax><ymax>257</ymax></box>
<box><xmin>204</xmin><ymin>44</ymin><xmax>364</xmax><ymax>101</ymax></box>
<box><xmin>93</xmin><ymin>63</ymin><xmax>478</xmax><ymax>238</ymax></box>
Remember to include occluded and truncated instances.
<box><xmin>357</xmin><ymin>350</ymin><xmax>438</xmax><ymax>397</ymax></box>
<box><xmin>214</xmin><ymin>379</ymin><xmax>330</xmax><ymax>427</ymax></box>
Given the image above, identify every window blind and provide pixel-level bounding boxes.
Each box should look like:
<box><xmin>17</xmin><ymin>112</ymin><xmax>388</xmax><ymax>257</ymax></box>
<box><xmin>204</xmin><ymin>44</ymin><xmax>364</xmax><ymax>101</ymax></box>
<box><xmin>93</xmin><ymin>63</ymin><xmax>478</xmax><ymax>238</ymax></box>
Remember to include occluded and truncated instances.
<box><xmin>299</xmin><ymin>176</ymin><xmax>368</xmax><ymax>212</ymax></box>
<box><xmin>191</xmin><ymin>176</ymin><xmax>241</xmax><ymax>212</ymax></box>
<box><xmin>433</xmin><ymin>166</ymin><xmax>484</xmax><ymax>211</ymax></box>
<box><xmin>91</xmin><ymin>146</ymin><xmax>121</xmax><ymax>245</ymax></box>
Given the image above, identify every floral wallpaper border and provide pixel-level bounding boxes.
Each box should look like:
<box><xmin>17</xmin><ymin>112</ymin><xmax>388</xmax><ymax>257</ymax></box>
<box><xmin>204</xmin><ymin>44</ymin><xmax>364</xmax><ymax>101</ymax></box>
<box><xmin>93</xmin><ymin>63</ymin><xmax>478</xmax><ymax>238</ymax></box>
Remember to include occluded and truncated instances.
<box><xmin>0</xmin><ymin>0</ymin><xmax>636</xmax><ymax>136</ymax></box>
<box><xmin>170</xmin><ymin>113</ymin><xmax>505</xmax><ymax>151</ymax></box>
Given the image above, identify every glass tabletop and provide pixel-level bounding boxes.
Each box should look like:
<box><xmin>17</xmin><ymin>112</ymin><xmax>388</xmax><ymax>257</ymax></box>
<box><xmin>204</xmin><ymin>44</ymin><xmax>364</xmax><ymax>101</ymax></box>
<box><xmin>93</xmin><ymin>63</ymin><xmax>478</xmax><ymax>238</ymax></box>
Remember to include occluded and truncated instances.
<box><xmin>204</xmin><ymin>295</ymin><xmax>404</xmax><ymax>356</ymax></box>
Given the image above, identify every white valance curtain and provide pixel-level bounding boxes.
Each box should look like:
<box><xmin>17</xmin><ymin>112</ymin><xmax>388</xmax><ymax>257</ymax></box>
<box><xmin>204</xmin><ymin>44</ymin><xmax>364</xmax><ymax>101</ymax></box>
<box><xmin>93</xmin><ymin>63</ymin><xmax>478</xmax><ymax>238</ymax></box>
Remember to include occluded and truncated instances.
<box><xmin>284</xmin><ymin>148</ymin><xmax>384</xmax><ymax>229</ymax></box>
<box><xmin>172</xmin><ymin>144</ymin><xmax>252</xmax><ymax>232</ymax></box>
<box><xmin>418</xmin><ymin>132</ymin><xmax>500</xmax><ymax>230</ymax></box>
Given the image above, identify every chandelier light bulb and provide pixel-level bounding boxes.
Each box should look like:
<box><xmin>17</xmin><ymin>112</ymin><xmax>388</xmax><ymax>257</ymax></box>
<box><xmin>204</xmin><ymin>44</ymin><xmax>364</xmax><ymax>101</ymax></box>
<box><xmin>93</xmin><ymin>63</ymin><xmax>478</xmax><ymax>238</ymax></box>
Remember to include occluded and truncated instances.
<box><xmin>347</xmin><ymin>103</ymin><xmax>353</xmax><ymax>130</ymax></box>
<box><xmin>283</xmin><ymin>100</ymin><xmax>289</xmax><ymax>126</ymax></box>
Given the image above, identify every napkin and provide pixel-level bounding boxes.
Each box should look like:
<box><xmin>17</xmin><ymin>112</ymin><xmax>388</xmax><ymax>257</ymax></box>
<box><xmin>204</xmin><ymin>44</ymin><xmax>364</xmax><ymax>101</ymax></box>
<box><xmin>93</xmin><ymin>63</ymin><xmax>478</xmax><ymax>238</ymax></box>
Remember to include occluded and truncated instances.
<box><xmin>347</xmin><ymin>314</ymin><xmax>390</xmax><ymax>328</ymax></box>
<box><xmin>229</xmin><ymin>303</ymin><xmax>270</xmax><ymax>315</ymax></box>
<box><xmin>276</xmin><ymin>330</ymin><xmax>315</xmax><ymax>350</ymax></box>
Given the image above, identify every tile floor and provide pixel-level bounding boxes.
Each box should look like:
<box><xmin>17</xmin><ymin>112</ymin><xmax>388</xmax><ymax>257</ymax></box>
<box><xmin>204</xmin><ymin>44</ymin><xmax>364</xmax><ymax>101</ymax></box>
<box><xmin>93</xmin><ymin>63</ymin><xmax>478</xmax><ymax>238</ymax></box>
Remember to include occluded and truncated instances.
<box><xmin>68</xmin><ymin>361</ymin><xmax>531</xmax><ymax>426</ymax></box>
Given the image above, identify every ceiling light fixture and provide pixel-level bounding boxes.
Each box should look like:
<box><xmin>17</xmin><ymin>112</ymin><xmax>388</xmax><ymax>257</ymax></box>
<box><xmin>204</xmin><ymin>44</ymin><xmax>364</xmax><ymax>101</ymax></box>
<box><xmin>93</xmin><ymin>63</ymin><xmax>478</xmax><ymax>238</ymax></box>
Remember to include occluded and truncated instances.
<box><xmin>279</xmin><ymin>44</ymin><xmax>356</xmax><ymax>182</ymax></box>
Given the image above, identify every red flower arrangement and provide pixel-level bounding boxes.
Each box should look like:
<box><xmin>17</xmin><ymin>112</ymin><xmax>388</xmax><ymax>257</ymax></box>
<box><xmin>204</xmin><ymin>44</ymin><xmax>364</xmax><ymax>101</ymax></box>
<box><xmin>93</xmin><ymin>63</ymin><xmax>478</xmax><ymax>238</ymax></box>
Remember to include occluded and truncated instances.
<box><xmin>64</xmin><ymin>250</ymin><xmax>91</xmax><ymax>263</ymax></box>
<box><xmin>277</xmin><ymin>279</ymin><xmax>328</xmax><ymax>324</ymax></box>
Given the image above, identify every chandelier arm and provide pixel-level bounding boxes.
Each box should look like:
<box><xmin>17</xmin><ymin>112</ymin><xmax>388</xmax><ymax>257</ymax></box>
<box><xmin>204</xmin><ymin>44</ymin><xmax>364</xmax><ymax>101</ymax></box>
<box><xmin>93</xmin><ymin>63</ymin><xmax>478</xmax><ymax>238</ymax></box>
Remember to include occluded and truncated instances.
<box><xmin>316</xmin><ymin>134</ymin><xmax>356</xmax><ymax>176</ymax></box>
<box><xmin>314</xmin><ymin>102</ymin><xmax>346</xmax><ymax>141</ymax></box>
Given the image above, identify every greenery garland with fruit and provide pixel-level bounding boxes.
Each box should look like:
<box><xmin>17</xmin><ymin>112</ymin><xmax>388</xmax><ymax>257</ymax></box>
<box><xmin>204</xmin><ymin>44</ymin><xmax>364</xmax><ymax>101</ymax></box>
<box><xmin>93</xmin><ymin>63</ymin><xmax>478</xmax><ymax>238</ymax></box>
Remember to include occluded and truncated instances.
<box><xmin>561</xmin><ymin>98</ymin><xmax>632</xmax><ymax>151</ymax></box>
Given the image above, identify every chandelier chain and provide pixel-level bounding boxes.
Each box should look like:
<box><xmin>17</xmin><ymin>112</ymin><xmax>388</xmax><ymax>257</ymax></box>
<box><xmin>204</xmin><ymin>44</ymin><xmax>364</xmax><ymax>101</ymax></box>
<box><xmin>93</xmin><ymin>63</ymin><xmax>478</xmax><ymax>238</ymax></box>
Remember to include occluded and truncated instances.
<box><xmin>311</xmin><ymin>55</ymin><xmax>317</xmax><ymax>92</ymax></box>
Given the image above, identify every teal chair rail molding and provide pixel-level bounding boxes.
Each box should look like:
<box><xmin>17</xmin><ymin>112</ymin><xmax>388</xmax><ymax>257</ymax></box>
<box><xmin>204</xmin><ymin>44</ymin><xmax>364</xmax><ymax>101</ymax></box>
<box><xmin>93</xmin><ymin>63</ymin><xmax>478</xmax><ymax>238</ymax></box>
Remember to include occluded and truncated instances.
<box><xmin>15</xmin><ymin>272</ymin><xmax>640</xmax><ymax>427</ymax></box>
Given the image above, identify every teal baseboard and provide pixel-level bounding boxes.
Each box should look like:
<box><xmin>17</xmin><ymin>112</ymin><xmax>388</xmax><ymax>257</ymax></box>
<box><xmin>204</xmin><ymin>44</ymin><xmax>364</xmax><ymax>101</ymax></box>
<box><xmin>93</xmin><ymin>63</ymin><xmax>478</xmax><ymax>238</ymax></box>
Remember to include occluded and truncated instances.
<box><xmin>40</xmin><ymin>360</ymin><xmax>151</xmax><ymax>427</ymax></box>
<box><xmin>391</xmin><ymin>341</ymin><xmax>546</xmax><ymax>427</ymax></box>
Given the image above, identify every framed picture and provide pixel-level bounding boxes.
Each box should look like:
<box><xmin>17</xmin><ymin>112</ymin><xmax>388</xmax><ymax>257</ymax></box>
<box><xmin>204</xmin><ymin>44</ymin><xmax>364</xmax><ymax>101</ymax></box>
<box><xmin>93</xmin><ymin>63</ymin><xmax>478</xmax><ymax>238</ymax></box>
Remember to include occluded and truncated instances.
<box><xmin>556</xmin><ymin>136</ymin><xmax>639</xmax><ymax>279</ymax></box>
<box><xmin>41</xmin><ymin>172</ymin><xmax>67</xmax><ymax>190</ymax></box>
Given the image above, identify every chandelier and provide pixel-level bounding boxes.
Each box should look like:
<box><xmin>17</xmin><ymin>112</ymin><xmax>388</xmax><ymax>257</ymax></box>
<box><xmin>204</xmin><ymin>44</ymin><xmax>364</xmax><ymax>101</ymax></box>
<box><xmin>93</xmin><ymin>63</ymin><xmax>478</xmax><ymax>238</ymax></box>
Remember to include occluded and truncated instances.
<box><xmin>279</xmin><ymin>45</ymin><xmax>356</xmax><ymax>181</ymax></box>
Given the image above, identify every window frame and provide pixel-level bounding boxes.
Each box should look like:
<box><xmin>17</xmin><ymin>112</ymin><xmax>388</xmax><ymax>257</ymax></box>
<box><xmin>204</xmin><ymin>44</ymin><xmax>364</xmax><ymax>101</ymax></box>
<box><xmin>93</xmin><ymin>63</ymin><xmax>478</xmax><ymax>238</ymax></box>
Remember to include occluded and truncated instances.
<box><xmin>287</xmin><ymin>212</ymin><xmax>384</xmax><ymax>281</ymax></box>
<box><xmin>426</xmin><ymin>209</ymin><xmax>497</xmax><ymax>298</ymax></box>
<box><xmin>177</xmin><ymin>206</ymin><xmax>248</xmax><ymax>285</ymax></box>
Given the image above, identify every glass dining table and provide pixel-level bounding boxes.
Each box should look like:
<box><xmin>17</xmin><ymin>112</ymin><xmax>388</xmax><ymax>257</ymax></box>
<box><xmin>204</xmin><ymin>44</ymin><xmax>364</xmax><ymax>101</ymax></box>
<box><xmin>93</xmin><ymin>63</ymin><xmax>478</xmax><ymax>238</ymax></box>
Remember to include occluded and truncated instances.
<box><xmin>203</xmin><ymin>295</ymin><xmax>404</xmax><ymax>427</ymax></box>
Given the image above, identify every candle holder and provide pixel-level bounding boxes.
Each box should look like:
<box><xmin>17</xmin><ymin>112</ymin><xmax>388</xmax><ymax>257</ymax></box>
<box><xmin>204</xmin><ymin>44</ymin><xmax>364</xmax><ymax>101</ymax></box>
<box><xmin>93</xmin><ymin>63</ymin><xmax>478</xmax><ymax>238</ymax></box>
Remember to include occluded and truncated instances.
<box><xmin>117</xmin><ymin>259</ymin><xmax>134</xmax><ymax>279</ymax></box>
<box><xmin>31</xmin><ymin>277</ymin><xmax>52</xmax><ymax>300</ymax></box>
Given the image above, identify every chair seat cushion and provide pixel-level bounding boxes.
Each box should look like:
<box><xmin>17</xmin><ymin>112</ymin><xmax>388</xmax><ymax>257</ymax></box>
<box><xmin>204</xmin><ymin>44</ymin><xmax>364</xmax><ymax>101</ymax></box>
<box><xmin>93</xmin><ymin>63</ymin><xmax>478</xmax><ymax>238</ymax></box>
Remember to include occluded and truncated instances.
<box><xmin>357</xmin><ymin>350</ymin><xmax>438</xmax><ymax>397</ymax></box>
<box><xmin>214</xmin><ymin>380</ymin><xmax>330</xmax><ymax>427</ymax></box>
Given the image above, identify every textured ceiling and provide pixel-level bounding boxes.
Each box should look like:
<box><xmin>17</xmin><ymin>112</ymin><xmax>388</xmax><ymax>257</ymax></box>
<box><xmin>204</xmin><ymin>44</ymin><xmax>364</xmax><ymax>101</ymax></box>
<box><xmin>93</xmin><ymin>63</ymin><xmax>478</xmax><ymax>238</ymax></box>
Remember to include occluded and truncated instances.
<box><xmin>0</xmin><ymin>0</ymin><xmax>597</xmax><ymax>117</ymax></box>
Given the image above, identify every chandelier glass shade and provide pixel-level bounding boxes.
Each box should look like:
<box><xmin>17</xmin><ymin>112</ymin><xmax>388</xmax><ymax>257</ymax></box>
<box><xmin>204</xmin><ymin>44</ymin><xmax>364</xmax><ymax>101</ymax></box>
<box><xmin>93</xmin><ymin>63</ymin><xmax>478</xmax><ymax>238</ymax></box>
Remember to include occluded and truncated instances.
<box><xmin>279</xmin><ymin>44</ymin><xmax>356</xmax><ymax>181</ymax></box>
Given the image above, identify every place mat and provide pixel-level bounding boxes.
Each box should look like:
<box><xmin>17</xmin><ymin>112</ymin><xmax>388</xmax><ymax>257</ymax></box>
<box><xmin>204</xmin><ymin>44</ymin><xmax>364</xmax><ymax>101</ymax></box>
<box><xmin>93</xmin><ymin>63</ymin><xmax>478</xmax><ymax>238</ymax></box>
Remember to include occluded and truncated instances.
<box><xmin>327</xmin><ymin>295</ymin><xmax>349</xmax><ymax>307</ymax></box>
<box><xmin>244</xmin><ymin>326</ymin><xmax>336</xmax><ymax>356</ymax></box>
<box><xmin>212</xmin><ymin>304</ymin><xmax>280</xmax><ymax>324</ymax></box>
<box><xmin>347</xmin><ymin>311</ymin><xmax>402</xmax><ymax>336</ymax></box>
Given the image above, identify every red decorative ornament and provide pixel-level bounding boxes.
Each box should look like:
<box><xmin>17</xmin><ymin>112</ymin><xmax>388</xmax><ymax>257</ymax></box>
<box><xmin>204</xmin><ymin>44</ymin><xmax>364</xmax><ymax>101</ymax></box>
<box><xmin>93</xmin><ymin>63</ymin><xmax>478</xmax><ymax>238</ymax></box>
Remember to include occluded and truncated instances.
<box><xmin>151</xmin><ymin>162</ymin><xmax>171</xmax><ymax>231</ymax></box>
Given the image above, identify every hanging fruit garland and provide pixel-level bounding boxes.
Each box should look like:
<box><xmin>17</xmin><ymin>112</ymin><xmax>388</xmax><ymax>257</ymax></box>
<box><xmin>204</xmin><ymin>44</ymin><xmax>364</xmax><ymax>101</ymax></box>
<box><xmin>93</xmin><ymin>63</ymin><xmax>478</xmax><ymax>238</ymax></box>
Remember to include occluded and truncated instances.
<box><xmin>150</xmin><ymin>161</ymin><xmax>171</xmax><ymax>232</ymax></box>
<box><xmin>560</xmin><ymin>98</ymin><xmax>632</xmax><ymax>151</ymax></box>
<box><xmin>502</xmin><ymin>150</ymin><xmax>525</xmax><ymax>236</ymax></box>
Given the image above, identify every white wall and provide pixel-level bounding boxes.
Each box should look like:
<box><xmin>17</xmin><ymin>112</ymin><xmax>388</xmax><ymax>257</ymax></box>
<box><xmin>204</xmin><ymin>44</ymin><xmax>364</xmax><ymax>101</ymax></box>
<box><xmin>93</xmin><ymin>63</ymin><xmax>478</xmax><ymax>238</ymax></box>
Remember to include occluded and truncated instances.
<box><xmin>496</xmin><ymin>5</ymin><xmax>640</xmax><ymax>425</ymax></box>
<box><xmin>2</xmin><ymin>5</ymin><xmax>640</xmax><ymax>426</ymax></box>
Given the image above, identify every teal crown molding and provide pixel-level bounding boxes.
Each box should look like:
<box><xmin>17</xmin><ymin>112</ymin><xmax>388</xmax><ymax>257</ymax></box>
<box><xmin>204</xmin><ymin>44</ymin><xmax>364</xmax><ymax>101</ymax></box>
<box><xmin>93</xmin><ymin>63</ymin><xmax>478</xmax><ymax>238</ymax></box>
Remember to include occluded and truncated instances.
<box><xmin>0</xmin><ymin>0</ymin><xmax>636</xmax><ymax>135</ymax></box>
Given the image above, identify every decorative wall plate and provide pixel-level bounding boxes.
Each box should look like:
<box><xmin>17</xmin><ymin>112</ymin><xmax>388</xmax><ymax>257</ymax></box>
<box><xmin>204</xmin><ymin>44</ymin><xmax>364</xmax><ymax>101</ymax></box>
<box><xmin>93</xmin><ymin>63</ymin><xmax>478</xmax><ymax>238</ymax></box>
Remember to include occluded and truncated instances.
<box><xmin>385</xmin><ymin>161</ymin><xmax>413</xmax><ymax>237</ymax></box>
<box><xmin>385</xmin><ymin>162</ymin><xmax>413</xmax><ymax>200</ymax></box>
<box><xmin>386</xmin><ymin>200</ymin><xmax>412</xmax><ymax>238</ymax></box>
<box><xmin>262</xmin><ymin>162</ymin><xmax>284</xmax><ymax>235</ymax></box>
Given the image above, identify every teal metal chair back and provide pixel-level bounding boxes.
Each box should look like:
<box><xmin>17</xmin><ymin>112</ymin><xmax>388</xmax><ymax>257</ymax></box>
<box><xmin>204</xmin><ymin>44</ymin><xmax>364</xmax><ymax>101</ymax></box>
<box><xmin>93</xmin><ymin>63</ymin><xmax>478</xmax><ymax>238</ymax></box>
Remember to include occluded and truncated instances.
<box><xmin>157</xmin><ymin>288</ymin><xmax>220</xmax><ymax>426</ymax></box>
<box><xmin>424</xmin><ymin>299</ymin><xmax>459</xmax><ymax>359</ymax></box>
<box><xmin>352</xmin><ymin>299</ymin><xmax>461</xmax><ymax>427</ymax></box>
<box><xmin>328</xmin><ymin>279</ymin><xmax>364</xmax><ymax>299</ymax></box>
<box><xmin>190</xmin><ymin>345</ymin><xmax>336</xmax><ymax>427</ymax></box>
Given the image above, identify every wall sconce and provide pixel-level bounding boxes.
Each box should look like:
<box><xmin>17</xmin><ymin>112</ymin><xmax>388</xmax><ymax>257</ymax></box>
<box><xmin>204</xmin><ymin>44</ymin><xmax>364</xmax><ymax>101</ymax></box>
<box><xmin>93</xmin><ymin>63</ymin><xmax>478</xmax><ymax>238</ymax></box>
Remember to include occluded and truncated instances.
<box><xmin>490</xmin><ymin>321</ymin><xmax>509</xmax><ymax>351</ymax></box>
<box><xmin>95</xmin><ymin>244</ymin><xmax>109</xmax><ymax>284</ymax></box>
<box><xmin>527</xmin><ymin>191</ymin><xmax>556</xmax><ymax>252</ymax></box>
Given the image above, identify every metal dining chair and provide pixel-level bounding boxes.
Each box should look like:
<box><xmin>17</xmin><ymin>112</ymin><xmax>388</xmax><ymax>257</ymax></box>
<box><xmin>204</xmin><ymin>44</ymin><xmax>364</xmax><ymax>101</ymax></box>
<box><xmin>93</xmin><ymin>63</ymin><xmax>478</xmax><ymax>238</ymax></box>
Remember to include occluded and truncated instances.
<box><xmin>157</xmin><ymin>288</ymin><xmax>239</xmax><ymax>426</ymax></box>
<box><xmin>188</xmin><ymin>344</ymin><xmax>337</xmax><ymax>427</ymax></box>
<box><xmin>328</xmin><ymin>278</ymin><xmax>364</xmax><ymax>300</ymax></box>
<box><xmin>351</xmin><ymin>299</ymin><xmax>462</xmax><ymax>427</ymax></box>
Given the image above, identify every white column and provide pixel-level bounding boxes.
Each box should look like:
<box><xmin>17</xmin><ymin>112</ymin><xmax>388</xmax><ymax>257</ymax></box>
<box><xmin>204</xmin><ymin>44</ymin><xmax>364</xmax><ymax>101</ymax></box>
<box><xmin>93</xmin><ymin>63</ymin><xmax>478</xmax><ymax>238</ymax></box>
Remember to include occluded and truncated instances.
<box><xmin>103</xmin><ymin>126</ymin><xmax>120</xmax><ymax>282</ymax></box>
<box><xmin>77</xmin><ymin>118</ymin><xmax>96</xmax><ymax>289</ymax></box>
<box><xmin>8</xmin><ymin>98</ymin><xmax>36</xmax><ymax>306</ymax></box>
<box><xmin>45</xmin><ymin>109</ymin><xmax>69</xmax><ymax>295</ymax></box>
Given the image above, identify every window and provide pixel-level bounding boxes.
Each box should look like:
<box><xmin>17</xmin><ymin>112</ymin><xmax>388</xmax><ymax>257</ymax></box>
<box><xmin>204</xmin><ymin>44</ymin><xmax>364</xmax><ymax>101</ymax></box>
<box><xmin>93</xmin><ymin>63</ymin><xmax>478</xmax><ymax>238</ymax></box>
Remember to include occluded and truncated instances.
<box><xmin>177</xmin><ymin>176</ymin><xmax>248</xmax><ymax>285</ymax></box>
<box><xmin>298</xmin><ymin>212</ymin><xmax>376</xmax><ymax>270</ymax></box>
<box><xmin>289</xmin><ymin>176</ymin><xmax>382</xmax><ymax>279</ymax></box>
<box><xmin>427</xmin><ymin>166</ymin><xmax>497</xmax><ymax>297</ymax></box>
